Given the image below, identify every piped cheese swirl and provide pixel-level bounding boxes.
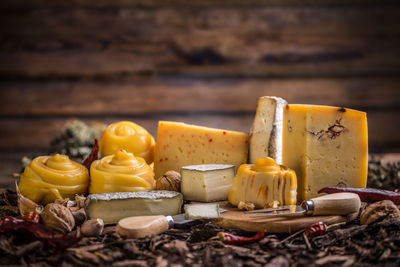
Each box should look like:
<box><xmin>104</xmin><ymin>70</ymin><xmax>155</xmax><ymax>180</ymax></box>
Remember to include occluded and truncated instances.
<box><xmin>99</xmin><ymin>121</ymin><xmax>155</xmax><ymax>164</ymax></box>
<box><xmin>229</xmin><ymin>157</ymin><xmax>297</xmax><ymax>208</ymax></box>
<box><xmin>89</xmin><ymin>150</ymin><xmax>155</xmax><ymax>194</ymax></box>
<box><xmin>18</xmin><ymin>154</ymin><xmax>89</xmax><ymax>204</ymax></box>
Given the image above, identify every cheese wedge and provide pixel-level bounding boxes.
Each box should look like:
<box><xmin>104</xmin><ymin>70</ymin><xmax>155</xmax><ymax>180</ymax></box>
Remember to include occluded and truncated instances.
<box><xmin>184</xmin><ymin>203</ymin><xmax>220</xmax><ymax>219</ymax></box>
<box><xmin>249</xmin><ymin>96</ymin><xmax>287</xmax><ymax>164</ymax></box>
<box><xmin>181</xmin><ymin>164</ymin><xmax>235</xmax><ymax>201</ymax></box>
<box><xmin>282</xmin><ymin>104</ymin><xmax>368</xmax><ymax>201</ymax></box>
<box><xmin>154</xmin><ymin>121</ymin><xmax>248</xmax><ymax>178</ymax></box>
<box><xmin>85</xmin><ymin>191</ymin><xmax>183</xmax><ymax>224</ymax></box>
<box><xmin>228</xmin><ymin>157</ymin><xmax>297</xmax><ymax>208</ymax></box>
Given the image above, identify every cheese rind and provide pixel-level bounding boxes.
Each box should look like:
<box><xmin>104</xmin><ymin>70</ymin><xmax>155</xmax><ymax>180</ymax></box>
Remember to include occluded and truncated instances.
<box><xmin>282</xmin><ymin>104</ymin><xmax>368</xmax><ymax>201</ymax></box>
<box><xmin>249</xmin><ymin>96</ymin><xmax>287</xmax><ymax>164</ymax></box>
<box><xmin>154</xmin><ymin>121</ymin><xmax>248</xmax><ymax>178</ymax></box>
<box><xmin>181</xmin><ymin>164</ymin><xmax>235</xmax><ymax>202</ymax></box>
<box><xmin>228</xmin><ymin>157</ymin><xmax>297</xmax><ymax>208</ymax></box>
<box><xmin>85</xmin><ymin>191</ymin><xmax>183</xmax><ymax>224</ymax></box>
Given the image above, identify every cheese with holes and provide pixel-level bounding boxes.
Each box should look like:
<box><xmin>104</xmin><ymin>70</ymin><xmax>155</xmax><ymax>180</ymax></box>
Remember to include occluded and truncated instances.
<box><xmin>85</xmin><ymin>191</ymin><xmax>183</xmax><ymax>224</ymax></box>
<box><xmin>181</xmin><ymin>164</ymin><xmax>235</xmax><ymax>201</ymax></box>
<box><xmin>249</xmin><ymin>96</ymin><xmax>287</xmax><ymax>164</ymax></box>
<box><xmin>282</xmin><ymin>104</ymin><xmax>368</xmax><ymax>201</ymax></box>
<box><xmin>228</xmin><ymin>157</ymin><xmax>297</xmax><ymax>208</ymax></box>
<box><xmin>154</xmin><ymin>121</ymin><xmax>248</xmax><ymax>178</ymax></box>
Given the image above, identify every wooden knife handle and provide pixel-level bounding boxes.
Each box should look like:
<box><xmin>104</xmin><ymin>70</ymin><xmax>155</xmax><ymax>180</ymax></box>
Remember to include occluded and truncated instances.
<box><xmin>116</xmin><ymin>215</ymin><xmax>170</xmax><ymax>238</ymax></box>
<box><xmin>309</xmin><ymin>193</ymin><xmax>361</xmax><ymax>216</ymax></box>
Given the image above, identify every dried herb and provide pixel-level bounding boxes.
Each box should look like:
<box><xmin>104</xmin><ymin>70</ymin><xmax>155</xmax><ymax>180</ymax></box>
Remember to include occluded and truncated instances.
<box><xmin>49</xmin><ymin>120</ymin><xmax>106</xmax><ymax>161</ymax></box>
<box><xmin>368</xmin><ymin>155</ymin><xmax>400</xmax><ymax>190</ymax></box>
<box><xmin>318</xmin><ymin>187</ymin><xmax>400</xmax><ymax>204</ymax></box>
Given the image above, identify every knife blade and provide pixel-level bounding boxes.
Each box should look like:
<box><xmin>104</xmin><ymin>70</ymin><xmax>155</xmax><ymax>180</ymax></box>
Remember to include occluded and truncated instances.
<box><xmin>245</xmin><ymin>193</ymin><xmax>361</xmax><ymax>218</ymax></box>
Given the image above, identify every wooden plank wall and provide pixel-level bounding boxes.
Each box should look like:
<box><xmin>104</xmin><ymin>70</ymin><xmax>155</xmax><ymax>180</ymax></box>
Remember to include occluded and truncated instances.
<box><xmin>0</xmin><ymin>0</ymin><xmax>400</xmax><ymax>185</ymax></box>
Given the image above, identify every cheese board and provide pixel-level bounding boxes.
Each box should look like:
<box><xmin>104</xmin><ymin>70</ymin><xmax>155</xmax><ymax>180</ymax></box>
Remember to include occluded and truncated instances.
<box><xmin>215</xmin><ymin>201</ymin><xmax>359</xmax><ymax>233</ymax></box>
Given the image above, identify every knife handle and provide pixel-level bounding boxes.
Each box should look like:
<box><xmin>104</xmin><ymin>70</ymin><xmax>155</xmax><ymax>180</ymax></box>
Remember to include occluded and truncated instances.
<box><xmin>116</xmin><ymin>215</ymin><xmax>171</xmax><ymax>238</ymax></box>
<box><xmin>305</xmin><ymin>192</ymin><xmax>361</xmax><ymax>216</ymax></box>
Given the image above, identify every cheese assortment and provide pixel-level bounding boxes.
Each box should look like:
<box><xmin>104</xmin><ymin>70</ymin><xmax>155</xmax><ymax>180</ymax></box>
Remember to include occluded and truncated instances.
<box><xmin>85</xmin><ymin>191</ymin><xmax>183</xmax><ymax>224</ymax></box>
<box><xmin>154</xmin><ymin>121</ymin><xmax>249</xmax><ymax>178</ymax></box>
<box><xmin>18</xmin><ymin>154</ymin><xmax>89</xmax><ymax>204</ymax></box>
<box><xmin>282</xmin><ymin>104</ymin><xmax>368</xmax><ymax>201</ymax></box>
<box><xmin>180</xmin><ymin>164</ymin><xmax>236</xmax><ymax>201</ymax></box>
<box><xmin>249</xmin><ymin>96</ymin><xmax>287</xmax><ymax>165</ymax></box>
<box><xmin>17</xmin><ymin>98</ymin><xmax>370</xmax><ymax>232</ymax></box>
<box><xmin>99</xmin><ymin>121</ymin><xmax>155</xmax><ymax>164</ymax></box>
<box><xmin>89</xmin><ymin>150</ymin><xmax>155</xmax><ymax>194</ymax></box>
<box><xmin>228</xmin><ymin>157</ymin><xmax>297</xmax><ymax>208</ymax></box>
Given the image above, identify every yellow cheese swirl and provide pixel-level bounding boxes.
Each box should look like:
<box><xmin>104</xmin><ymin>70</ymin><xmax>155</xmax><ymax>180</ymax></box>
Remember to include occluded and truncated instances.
<box><xmin>99</xmin><ymin>121</ymin><xmax>155</xmax><ymax>164</ymax></box>
<box><xmin>18</xmin><ymin>154</ymin><xmax>89</xmax><ymax>204</ymax></box>
<box><xmin>229</xmin><ymin>157</ymin><xmax>297</xmax><ymax>208</ymax></box>
<box><xmin>89</xmin><ymin>150</ymin><xmax>155</xmax><ymax>194</ymax></box>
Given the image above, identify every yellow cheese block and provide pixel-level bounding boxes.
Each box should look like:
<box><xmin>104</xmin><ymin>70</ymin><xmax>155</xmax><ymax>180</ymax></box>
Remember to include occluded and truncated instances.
<box><xmin>282</xmin><ymin>104</ymin><xmax>368</xmax><ymax>201</ymax></box>
<box><xmin>154</xmin><ymin>121</ymin><xmax>249</xmax><ymax>179</ymax></box>
<box><xmin>228</xmin><ymin>157</ymin><xmax>297</xmax><ymax>208</ymax></box>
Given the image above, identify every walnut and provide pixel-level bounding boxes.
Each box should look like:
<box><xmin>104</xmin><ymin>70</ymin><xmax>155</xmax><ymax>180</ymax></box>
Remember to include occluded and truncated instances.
<box><xmin>40</xmin><ymin>203</ymin><xmax>75</xmax><ymax>234</ymax></box>
<box><xmin>238</xmin><ymin>201</ymin><xmax>255</xmax><ymax>211</ymax></box>
<box><xmin>360</xmin><ymin>200</ymin><xmax>400</xmax><ymax>225</ymax></box>
<box><xmin>156</xmin><ymin>170</ymin><xmax>181</xmax><ymax>192</ymax></box>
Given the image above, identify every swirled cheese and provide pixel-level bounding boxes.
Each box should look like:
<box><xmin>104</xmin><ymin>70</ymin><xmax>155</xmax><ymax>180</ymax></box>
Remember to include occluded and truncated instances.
<box><xmin>99</xmin><ymin>121</ymin><xmax>155</xmax><ymax>164</ymax></box>
<box><xmin>18</xmin><ymin>154</ymin><xmax>89</xmax><ymax>204</ymax></box>
<box><xmin>89</xmin><ymin>150</ymin><xmax>155</xmax><ymax>194</ymax></box>
<box><xmin>228</xmin><ymin>157</ymin><xmax>297</xmax><ymax>208</ymax></box>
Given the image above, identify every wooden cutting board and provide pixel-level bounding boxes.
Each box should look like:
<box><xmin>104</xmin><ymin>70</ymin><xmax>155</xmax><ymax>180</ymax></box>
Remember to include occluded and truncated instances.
<box><xmin>214</xmin><ymin>202</ymin><xmax>359</xmax><ymax>233</ymax></box>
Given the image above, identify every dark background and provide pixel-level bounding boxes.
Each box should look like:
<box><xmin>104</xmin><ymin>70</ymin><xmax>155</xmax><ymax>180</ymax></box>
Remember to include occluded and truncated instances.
<box><xmin>1</xmin><ymin>0</ymin><xmax>400</xmax><ymax>186</ymax></box>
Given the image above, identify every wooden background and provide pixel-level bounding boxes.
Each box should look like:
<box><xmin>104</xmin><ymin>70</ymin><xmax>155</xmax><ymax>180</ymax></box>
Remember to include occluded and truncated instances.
<box><xmin>1</xmin><ymin>0</ymin><xmax>400</xmax><ymax>186</ymax></box>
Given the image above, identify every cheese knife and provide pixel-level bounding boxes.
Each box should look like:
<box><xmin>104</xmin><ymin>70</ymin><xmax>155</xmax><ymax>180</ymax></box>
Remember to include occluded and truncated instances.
<box><xmin>116</xmin><ymin>203</ymin><xmax>225</xmax><ymax>238</ymax></box>
<box><xmin>245</xmin><ymin>193</ymin><xmax>361</xmax><ymax>218</ymax></box>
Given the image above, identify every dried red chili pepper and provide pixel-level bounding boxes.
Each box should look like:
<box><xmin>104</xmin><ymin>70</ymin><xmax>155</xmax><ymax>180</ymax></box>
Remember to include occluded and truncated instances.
<box><xmin>83</xmin><ymin>139</ymin><xmax>99</xmax><ymax>170</ymax></box>
<box><xmin>305</xmin><ymin>221</ymin><xmax>326</xmax><ymax>236</ymax></box>
<box><xmin>318</xmin><ymin>187</ymin><xmax>400</xmax><ymax>204</ymax></box>
<box><xmin>21</xmin><ymin>211</ymin><xmax>40</xmax><ymax>223</ymax></box>
<box><xmin>216</xmin><ymin>229</ymin><xmax>265</xmax><ymax>245</ymax></box>
<box><xmin>0</xmin><ymin>217</ymin><xmax>81</xmax><ymax>250</ymax></box>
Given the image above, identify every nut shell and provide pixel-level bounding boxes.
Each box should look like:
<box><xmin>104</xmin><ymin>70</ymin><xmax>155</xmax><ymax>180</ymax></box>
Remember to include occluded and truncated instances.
<box><xmin>156</xmin><ymin>171</ymin><xmax>181</xmax><ymax>192</ymax></box>
<box><xmin>360</xmin><ymin>200</ymin><xmax>400</xmax><ymax>225</ymax></box>
<box><xmin>40</xmin><ymin>203</ymin><xmax>75</xmax><ymax>234</ymax></box>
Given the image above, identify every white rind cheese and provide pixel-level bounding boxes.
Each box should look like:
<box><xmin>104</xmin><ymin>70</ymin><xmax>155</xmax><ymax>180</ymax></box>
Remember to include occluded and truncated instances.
<box><xmin>85</xmin><ymin>191</ymin><xmax>183</xmax><ymax>224</ymax></box>
<box><xmin>181</xmin><ymin>164</ymin><xmax>235</xmax><ymax>202</ymax></box>
<box><xmin>249</xmin><ymin>96</ymin><xmax>287</xmax><ymax>165</ymax></box>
